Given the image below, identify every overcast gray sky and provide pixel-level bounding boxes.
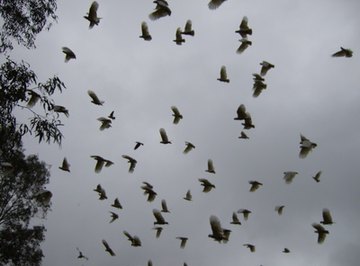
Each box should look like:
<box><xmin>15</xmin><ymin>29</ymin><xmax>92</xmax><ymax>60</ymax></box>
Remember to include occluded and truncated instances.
<box><xmin>11</xmin><ymin>0</ymin><xmax>360</xmax><ymax>265</ymax></box>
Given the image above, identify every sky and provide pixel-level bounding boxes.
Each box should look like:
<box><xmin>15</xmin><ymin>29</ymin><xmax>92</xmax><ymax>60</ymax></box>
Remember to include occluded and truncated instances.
<box><xmin>9</xmin><ymin>0</ymin><xmax>360</xmax><ymax>265</ymax></box>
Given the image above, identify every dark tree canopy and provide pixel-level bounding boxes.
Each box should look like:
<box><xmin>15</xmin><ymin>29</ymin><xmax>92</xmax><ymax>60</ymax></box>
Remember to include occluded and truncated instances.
<box><xmin>0</xmin><ymin>0</ymin><xmax>58</xmax><ymax>53</ymax></box>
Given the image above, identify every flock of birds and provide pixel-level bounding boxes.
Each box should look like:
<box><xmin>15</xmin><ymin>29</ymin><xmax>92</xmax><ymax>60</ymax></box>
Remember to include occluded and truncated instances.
<box><xmin>26</xmin><ymin>0</ymin><xmax>353</xmax><ymax>265</ymax></box>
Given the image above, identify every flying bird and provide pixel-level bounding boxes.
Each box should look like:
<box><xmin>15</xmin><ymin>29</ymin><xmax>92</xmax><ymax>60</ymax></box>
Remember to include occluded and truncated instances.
<box><xmin>111</xmin><ymin>198</ymin><xmax>122</xmax><ymax>209</ymax></box>
<box><xmin>90</xmin><ymin>155</ymin><xmax>113</xmax><ymax>173</ymax></box>
<box><xmin>320</xmin><ymin>208</ymin><xmax>334</xmax><ymax>225</ymax></box>
<box><xmin>283</xmin><ymin>248</ymin><xmax>290</xmax><ymax>253</ymax></box>
<box><xmin>235</xmin><ymin>16</ymin><xmax>252</xmax><ymax>38</ymax></box>
<box><xmin>59</xmin><ymin>157</ymin><xmax>70</xmax><ymax>172</ymax></box>
<box><xmin>249</xmin><ymin>180</ymin><xmax>263</xmax><ymax>192</ymax></box>
<box><xmin>208</xmin><ymin>215</ymin><xmax>230</xmax><ymax>243</ymax></box>
<box><xmin>181</xmin><ymin>20</ymin><xmax>195</xmax><ymax>36</ymax></box>
<box><xmin>52</xmin><ymin>105</ymin><xmax>69</xmax><ymax>117</ymax></box>
<box><xmin>139</xmin><ymin>21</ymin><xmax>152</xmax><ymax>41</ymax></box>
<box><xmin>161</xmin><ymin>199</ymin><xmax>170</xmax><ymax>213</ymax></box>
<box><xmin>171</xmin><ymin>106</ymin><xmax>183</xmax><ymax>124</ymax></box>
<box><xmin>238</xmin><ymin>131</ymin><xmax>249</xmax><ymax>139</ymax></box>
<box><xmin>252</xmin><ymin>79</ymin><xmax>267</xmax><ymax>97</ymax></box>
<box><xmin>34</xmin><ymin>190</ymin><xmax>53</xmax><ymax>205</ymax></box>
<box><xmin>283</xmin><ymin>171</ymin><xmax>298</xmax><ymax>184</ymax></box>
<box><xmin>332</xmin><ymin>47</ymin><xmax>353</xmax><ymax>57</ymax></box>
<box><xmin>244</xmin><ymin>243</ymin><xmax>256</xmax><ymax>252</ymax></box>
<box><xmin>242</xmin><ymin>113</ymin><xmax>255</xmax><ymax>129</ymax></box>
<box><xmin>312</xmin><ymin>171</ymin><xmax>322</xmax><ymax>183</ymax></box>
<box><xmin>87</xmin><ymin>90</ymin><xmax>104</xmax><ymax>105</ymax></box>
<box><xmin>153</xmin><ymin>227</ymin><xmax>163</xmax><ymax>238</ymax></box>
<box><xmin>149</xmin><ymin>0</ymin><xmax>171</xmax><ymax>20</ymax></box>
<box><xmin>159</xmin><ymin>128</ymin><xmax>172</xmax><ymax>144</ymax></box>
<box><xmin>84</xmin><ymin>1</ymin><xmax>101</xmax><ymax>28</ymax></box>
<box><xmin>183</xmin><ymin>190</ymin><xmax>192</xmax><ymax>201</ymax></box>
<box><xmin>108</xmin><ymin>111</ymin><xmax>115</xmax><ymax>120</ymax></box>
<box><xmin>27</xmin><ymin>90</ymin><xmax>41</xmax><ymax>107</ymax></box>
<box><xmin>275</xmin><ymin>205</ymin><xmax>285</xmax><ymax>215</ymax></box>
<box><xmin>230</xmin><ymin>212</ymin><xmax>241</xmax><ymax>225</ymax></box>
<box><xmin>208</xmin><ymin>0</ymin><xmax>227</xmax><ymax>9</ymax></box>
<box><xmin>236</xmin><ymin>38</ymin><xmax>252</xmax><ymax>54</ymax></box>
<box><xmin>260</xmin><ymin>61</ymin><xmax>275</xmax><ymax>76</ymax></box>
<box><xmin>217</xmin><ymin>65</ymin><xmax>230</xmax><ymax>83</ymax></box>
<box><xmin>206</xmin><ymin>159</ymin><xmax>216</xmax><ymax>174</ymax></box>
<box><xmin>148</xmin><ymin>260</ymin><xmax>153</xmax><ymax>266</ymax></box>
<box><xmin>97</xmin><ymin>117</ymin><xmax>112</xmax><ymax>130</ymax></box>
<box><xmin>299</xmin><ymin>134</ymin><xmax>317</xmax><ymax>158</ymax></box>
<box><xmin>237</xmin><ymin>209</ymin><xmax>251</xmax><ymax>221</ymax></box>
<box><xmin>176</xmin><ymin>237</ymin><xmax>188</xmax><ymax>249</ymax></box>
<box><xmin>312</xmin><ymin>223</ymin><xmax>329</xmax><ymax>244</ymax></box>
<box><xmin>234</xmin><ymin>104</ymin><xmax>248</xmax><ymax>120</ymax></box>
<box><xmin>123</xmin><ymin>231</ymin><xmax>142</xmax><ymax>246</ymax></box>
<box><xmin>134</xmin><ymin>141</ymin><xmax>144</xmax><ymax>150</ymax></box>
<box><xmin>173</xmin><ymin>27</ymin><xmax>185</xmax><ymax>45</ymax></box>
<box><xmin>183</xmin><ymin>141</ymin><xmax>195</xmax><ymax>154</ymax></box>
<box><xmin>153</xmin><ymin>209</ymin><xmax>168</xmax><ymax>225</ymax></box>
<box><xmin>122</xmin><ymin>155</ymin><xmax>137</xmax><ymax>173</ymax></box>
<box><xmin>109</xmin><ymin>211</ymin><xmax>119</xmax><ymax>223</ymax></box>
<box><xmin>93</xmin><ymin>184</ymin><xmax>107</xmax><ymax>200</ymax></box>
<box><xmin>199</xmin><ymin>178</ymin><xmax>216</xmax><ymax>193</ymax></box>
<box><xmin>141</xmin><ymin>184</ymin><xmax>157</xmax><ymax>202</ymax></box>
<box><xmin>62</xmin><ymin>47</ymin><xmax>76</xmax><ymax>62</ymax></box>
<box><xmin>102</xmin><ymin>239</ymin><xmax>115</xmax><ymax>256</ymax></box>
<box><xmin>76</xmin><ymin>248</ymin><xmax>88</xmax><ymax>260</ymax></box>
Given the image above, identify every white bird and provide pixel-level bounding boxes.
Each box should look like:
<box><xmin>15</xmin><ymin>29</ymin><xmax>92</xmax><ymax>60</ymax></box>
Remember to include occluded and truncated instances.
<box><xmin>237</xmin><ymin>209</ymin><xmax>251</xmax><ymax>221</ymax></box>
<box><xmin>208</xmin><ymin>215</ymin><xmax>231</xmax><ymax>243</ymax></box>
<box><xmin>332</xmin><ymin>47</ymin><xmax>353</xmax><ymax>57</ymax></box>
<box><xmin>62</xmin><ymin>47</ymin><xmax>76</xmax><ymax>62</ymax></box>
<box><xmin>260</xmin><ymin>61</ymin><xmax>275</xmax><ymax>76</ymax></box>
<box><xmin>230</xmin><ymin>212</ymin><xmax>241</xmax><ymax>225</ymax></box>
<box><xmin>171</xmin><ymin>106</ymin><xmax>183</xmax><ymax>124</ymax></box>
<box><xmin>217</xmin><ymin>65</ymin><xmax>229</xmax><ymax>83</ymax></box>
<box><xmin>312</xmin><ymin>223</ymin><xmax>329</xmax><ymax>244</ymax></box>
<box><xmin>199</xmin><ymin>178</ymin><xmax>216</xmax><ymax>193</ymax></box>
<box><xmin>59</xmin><ymin>157</ymin><xmax>70</xmax><ymax>172</ymax></box>
<box><xmin>235</xmin><ymin>16</ymin><xmax>252</xmax><ymax>38</ymax></box>
<box><xmin>88</xmin><ymin>90</ymin><xmax>104</xmax><ymax>105</ymax></box>
<box><xmin>139</xmin><ymin>21</ymin><xmax>152</xmax><ymax>41</ymax></box>
<box><xmin>159</xmin><ymin>128</ymin><xmax>172</xmax><ymax>144</ymax></box>
<box><xmin>283</xmin><ymin>171</ymin><xmax>298</xmax><ymax>184</ymax></box>
<box><xmin>84</xmin><ymin>1</ymin><xmax>101</xmax><ymax>28</ymax></box>
<box><xmin>206</xmin><ymin>159</ymin><xmax>216</xmax><ymax>174</ymax></box>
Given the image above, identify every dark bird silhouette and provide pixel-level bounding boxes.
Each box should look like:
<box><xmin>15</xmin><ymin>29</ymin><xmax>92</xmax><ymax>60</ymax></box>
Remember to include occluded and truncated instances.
<box><xmin>123</xmin><ymin>231</ymin><xmax>142</xmax><ymax>246</ymax></box>
<box><xmin>27</xmin><ymin>90</ymin><xmax>41</xmax><ymax>107</ymax></box>
<box><xmin>93</xmin><ymin>184</ymin><xmax>107</xmax><ymax>200</ymax></box>
<box><xmin>238</xmin><ymin>131</ymin><xmax>249</xmax><ymax>139</ymax></box>
<box><xmin>159</xmin><ymin>128</ymin><xmax>172</xmax><ymax>144</ymax></box>
<box><xmin>111</xmin><ymin>198</ymin><xmax>122</xmax><ymax>209</ymax></box>
<box><xmin>249</xmin><ymin>180</ymin><xmax>263</xmax><ymax>192</ymax></box>
<box><xmin>206</xmin><ymin>159</ymin><xmax>216</xmax><ymax>174</ymax></box>
<box><xmin>199</xmin><ymin>178</ymin><xmax>216</xmax><ymax>192</ymax></box>
<box><xmin>84</xmin><ymin>1</ymin><xmax>101</xmax><ymax>28</ymax></box>
<box><xmin>140</xmin><ymin>21</ymin><xmax>152</xmax><ymax>41</ymax></box>
<box><xmin>52</xmin><ymin>105</ymin><xmax>69</xmax><ymax>117</ymax></box>
<box><xmin>181</xmin><ymin>20</ymin><xmax>195</xmax><ymax>36</ymax></box>
<box><xmin>312</xmin><ymin>170</ymin><xmax>322</xmax><ymax>182</ymax></box>
<box><xmin>141</xmin><ymin>184</ymin><xmax>157</xmax><ymax>202</ymax></box>
<box><xmin>97</xmin><ymin>117</ymin><xmax>112</xmax><ymax>130</ymax></box>
<box><xmin>171</xmin><ymin>106</ymin><xmax>183</xmax><ymax>124</ymax></box>
<box><xmin>173</xmin><ymin>27</ymin><xmax>185</xmax><ymax>45</ymax></box>
<box><xmin>236</xmin><ymin>38</ymin><xmax>252</xmax><ymax>54</ymax></box>
<box><xmin>108</xmin><ymin>111</ymin><xmax>115</xmax><ymax>120</ymax></box>
<box><xmin>183</xmin><ymin>190</ymin><xmax>192</xmax><ymax>201</ymax></box>
<box><xmin>237</xmin><ymin>209</ymin><xmax>251</xmax><ymax>221</ymax></box>
<box><xmin>134</xmin><ymin>141</ymin><xmax>144</xmax><ymax>150</ymax></box>
<box><xmin>102</xmin><ymin>239</ymin><xmax>115</xmax><ymax>256</ymax></box>
<box><xmin>149</xmin><ymin>0</ymin><xmax>171</xmax><ymax>21</ymax></box>
<box><xmin>153</xmin><ymin>209</ymin><xmax>168</xmax><ymax>225</ymax></box>
<box><xmin>332</xmin><ymin>47</ymin><xmax>353</xmax><ymax>57</ymax></box>
<box><xmin>312</xmin><ymin>223</ymin><xmax>329</xmax><ymax>244</ymax></box>
<box><xmin>122</xmin><ymin>155</ymin><xmax>137</xmax><ymax>173</ymax></box>
<box><xmin>90</xmin><ymin>155</ymin><xmax>113</xmax><ymax>173</ymax></box>
<box><xmin>161</xmin><ymin>199</ymin><xmax>170</xmax><ymax>213</ymax></box>
<box><xmin>252</xmin><ymin>79</ymin><xmax>267</xmax><ymax>97</ymax></box>
<box><xmin>235</xmin><ymin>16</ymin><xmax>252</xmax><ymax>38</ymax></box>
<box><xmin>260</xmin><ymin>61</ymin><xmax>275</xmax><ymax>76</ymax></box>
<box><xmin>208</xmin><ymin>0</ymin><xmax>227</xmax><ymax>9</ymax></box>
<box><xmin>88</xmin><ymin>90</ymin><xmax>104</xmax><ymax>105</ymax></box>
<box><xmin>299</xmin><ymin>134</ymin><xmax>317</xmax><ymax>158</ymax></box>
<box><xmin>217</xmin><ymin>65</ymin><xmax>230</xmax><ymax>83</ymax></box>
<box><xmin>283</xmin><ymin>171</ymin><xmax>298</xmax><ymax>184</ymax></box>
<box><xmin>153</xmin><ymin>227</ymin><xmax>163</xmax><ymax>238</ymax></box>
<box><xmin>234</xmin><ymin>104</ymin><xmax>248</xmax><ymax>120</ymax></box>
<box><xmin>59</xmin><ymin>157</ymin><xmax>70</xmax><ymax>172</ymax></box>
<box><xmin>321</xmin><ymin>208</ymin><xmax>334</xmax><ymax>225</ymax></box>
<box><xmin>62</xmin><ymin>47</ymin><xmax>76</xmax><ymax>62</ymax></box>
<box><xmin>275</xmin><ymin>205</ymin><xmax>285</xmax><ymax>215</ymax></box>
<box><xmin>242</xmin><ymin>113</ymin><xmax>255</xmax><ymax>129</ymax></box>
<box><xmin>76</xmin><ymin>248</ymin><xmax>89</xmax><ymax>260</ymax></box>
<box><xmin>244</xmin><ymin>243</ymin><xmax>256</xmax><ymax>252</ymax></box>
<box><xmin>230</xmin><ymin>212</ymin><xmax>241</xmax><ymax>225</ymax></box>
<box><xmin>176</xmin><ymin>237</ymin><xmax>188</xmax><ymax>248</ymax></box>
<box><xmin>183</xmin><ymin>141</ymin><xmax>195</xmax><ymax>154</ymax></box>
<box><xmin>283</xmin><ymin>248</ymin><xmax>290</xmax><ymax>253</ymax></box>
<box><xmin>109</xmin><ymin>211</ymin><xmax>119</xmax><ymax>223</ymax></box>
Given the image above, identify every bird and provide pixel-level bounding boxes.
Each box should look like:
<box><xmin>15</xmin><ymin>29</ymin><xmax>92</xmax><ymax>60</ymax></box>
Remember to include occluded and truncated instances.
<box><xmin>176</xmin><ymin>237</ymin><xmax>188</xmax><ymax>248</ymax></box>
<box><xmin>299</xmin><ymin>134</ymin><xmax>317</xmax><ymax>158</ymax></box>
<box><xmin>183</xmin><ymin>190</ymin><xmax>192</xmax><ymax>201</ymax></box>
<box><xmin>312</xmin><ymin>223</ymin><xmax>329</xmax><ymax>244</ymax></box>
<box><xmin>97</xmin><ymin>117</ymin><xmax>112</xmax><ymax>130</ymax></box>
<box><xmin>283</xmin><ymin>171</ymin><xmax>298</xmax><ymax>184</ymax></box>
<box><xmin>153</xmin><ymin>227</ymin><xmax>163</xmax><ymax>238</ymax></box>
<box><xmin>275</xmin><ymin>205</ymin><xmax>285</xmax><ymax>215</ymax></box>
<box><xmin>312</xmin><ymin>171</ymin><xmax>322</xmax><ymax>182</ymax></box>
<box><xmin>34</xmin><ymin>190</ymin><xmax>53</xmax><ymax>205</ymax></box>
<box><xmin>208</xmin><ymin>0</ymin><xmax>227</xmax><ymax>9</ymax></box>
<box><xmin>283</xmin><ymin>248</ymin><xmax>290</xmax><ymax>253</ymax></box>
<box><xmin>134</xmin><ymin>141</ymin><xmax>144</xmax><ymax>150</ymax></box>
<box><xmin>236</xmin><ymin>38</ymin><xmax>252</xmax><ymax>54</ymax></box>
<box><xmin>252</xmin><ymin>79</ymin><xmax>267</xmax><ymax>97</ymax></box>
<box><xmin>52</xmin><ymin>105</ymin><xmax>69</xmax><ymax>117</ymax></box>
<box><xmin>87</xmin><ymin>90</ymin><xmax>104</xmax><ymax>105</ymax></box>
<box><xmin>123</xmin><ymin>231</ymin><xmax>142</xmax><ymax>246</ymax></box>
<box><xmin>109</xmin><ymin>211</ymin><xmax>119</xmax><ymax>223</ymax></box>
<box><xmin>108</xmin><ymin>111</ymin><xmax>115</xmax><ymax>120</ymax></box>
<box><xmin>208</xmin><ymin>215</ymin><xmax>230</xmax><ymax>243</ymax></box>
<box><xmin>235</xmin><ymin>16</ymin><xmax>252</xmax><ymax>38</ymax></box>
<box><xmin>90</xmin><ymin>155</ymin><xmax>113</xmax><ymax>173</ymax></box>
<box><xmin>149</xmin><ymin>0</ymin><xmax>171</xmax><ymax>21</ymax></box>
<box><xmin>139</xmin><ymin>21</ymin><xmax>152</xmax><ymax>41</ymax></box>
<box><xmin>161</xmin><ymin>199</ymin><xmax>170</xmax><ymax>213</ymax></box>
<box><xmin>171</xmin><ymin>106</ymin><xmax>183</xmax><ymax>124</ymax></box>
<box><xmin>93</xmin><ymin>184</ymin><xmax>103</xmax><ymax>194</ymax></box>
<box><xmin>84</xmin><ymin>1</ymin><xmax>101</xmax><ymax>28</ymax></box>
<box><xmin>59</xmin><ymin>157</ymin><xmax>70</xmax><ymax>172</ymax></box>
<box><xmin>332</xmin><ymin>47</ymin><xmax>353</xmax><ymax>57</ymax></box>
<box><xmin>238</xmin><ymin>131</ymin><xmax>249</xmax><ymax>139</ymax></box>
<box><xmin>159</xmin><ymin>128</ymin><xmax>171</xmax><ymax>144</ymax></box>
<box><xmin>148</xmin><ymin>260</ymin><xmax>153</xmax><ymax>266</ymax></box>
<box><xmin>217</xmin><ymin>65</ymin><xmax>230</xmax><ymax>83</ymax></box>
<box><xmin>181</xmin><ymin>20</ymin><xmax>195</xmax><ymax>36</ymax></box>
<box><xmin>249</xmin><ymin>180</ymin><xmax>263</xmax><ymax>192</ymax></box>
<box><xmin>320</xmin><ymin>208</ymin><xmax>334</xmax><ymax>225</ymax></box>
<box><xmin>141</xmin><ymin>184</ymin><xmax>157</xmax><ymax>202</ymax></box>
<box><xmin>111</xmin><ymin>198</ymin><xmax>122</xmax><ymax>209</ymax></box>
<box><xmin>122</xmin><ymin>155</ymin><xmax>137</xmax><ymax>173</ymax></box>
<box><xmin>26</xmin><ymin>90</ymin><xmax>41</xmax><ymax>107</ymax></box>
<box><xmin>242</xmin><ymin>113</ymin><xmax>255</xmax><ymax>129</ymax></box>
<box><xmin>153</xmin><ymin>209</ymin><xmax>168</xmax><ymax>225</ymax></box>
<box><xmin>199</xmin><ymin>178</ymin><xmax>216</xmax><ymax>192</ymax></box>
<box><xmin>76</xmin><ymin>248</ymin><xmax>88</xmax><ymax>260</ymax></box>
<box><xmin>93</xmin><ymin>184</ymin><xmax>107</xmax><ymax>200</ymax></box>
<box><xmin>102</xmin><ymin>239</ymin><xmax>115</xmax><ymax>256</ymax></box>
<box><xmin>230</xmin><ymin>212</ymin><xmax>241</xmax><ymax>225</ymax></box>
<box><xmin>253</xmin><ymin>73</ymin><xmax>265</xmax><ymax>82</ymax></box>
<box><xmin>244</xmin><ymin>243</ymin><xmax>256</xmax><ymax>252</ymax></box>
<box><xmin>260</xmin><ymin>61</ymin><xmax>275</xmax><ymax>76</ymax></box>
<box><xmin>183</xmin><ymin>141</ymin><xmax>195</xmax><ymax>154</ymax></box>
<box><xmin>237</xmin><ymin>209</ymin><xmax>251</xmax><ymax>221</ymax></box>
<box><xmin>234</xmin><ymin>104</ymin><xmax>248</xmax><ymax>120</ymax></box>
<box><xmin>206</xmin><ymin>159</ymin><xmax>216</xmax><ymax>174</ymax></box>
<box><xmin>62</xmin><ymin>47</ymin><xmax>76</xmax><ymax>62</ymax></box>
<box><xmin>173</xmin><ymin>27</ymin><xmax>185</xmax><ymax>45</ymax></box>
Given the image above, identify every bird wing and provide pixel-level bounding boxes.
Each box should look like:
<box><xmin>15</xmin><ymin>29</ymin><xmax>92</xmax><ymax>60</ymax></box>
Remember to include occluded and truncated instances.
<box><xmin>220</xmin><ymin>66</ymin><xmax>228</xmax><ymax>80</ymax></box>
<box><xmin>87</xmin><ymin>90</ymin><xmax>102</xmax><ymax>104</ymax></box>
<box><xmin>208</xmin><ymin>0</ymin><xmax>227</xmax><ymax>9</ymax></box>
<box><xmin>153</xmin><ymin>209</ymin><xmax>166</xmax><ymax>224</ymax></box>
<box><xmin>207</xmin><ymin>159</ymin><xmax>215</xmax><ymax>173</ymax></box>
<box><xmin>161</xmin><ymin>199</ymin><xmax>169</xmax><ymax>212</ymax></box>
<box><xmin>141</xmin><ymin>21</ymin><xmax>150</xmax><ymax>36</ymax></box>
<box><xmin>322</xmin><ymin>209</ymin><xmax>333</xmax><ymax>224</ymax></box>
<box><xmin>160</xmin><ymin>128</ymin><xmax>169</xmax><ymax>142</ymax></box>
<box><xmin>184</xmin><ymin>20</ymin><xmax>192</xmax><ymax>32</ymax></box>
<box><xmin>209</xmin><ymin>215</ymin><xmax>223</xmax><ymax>240</ymax></box>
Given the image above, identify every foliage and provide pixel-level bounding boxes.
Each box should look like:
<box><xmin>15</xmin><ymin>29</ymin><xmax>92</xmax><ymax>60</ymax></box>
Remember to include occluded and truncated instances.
<box><xmin>0</xmin><ymin>0</ymin><xmax>58</xmax><ymax>53</ymax></box>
